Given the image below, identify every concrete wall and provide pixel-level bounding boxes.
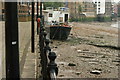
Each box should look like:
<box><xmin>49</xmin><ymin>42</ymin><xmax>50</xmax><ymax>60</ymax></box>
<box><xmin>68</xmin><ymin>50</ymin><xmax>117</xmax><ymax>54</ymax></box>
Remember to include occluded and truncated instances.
<box><xmin>0</xmin><ymin>2</ymin><xmax>3</xmax><ymax>80</ymax></box>
<box><xmin>95</xmin><ymin>0</ymin><xmax>105</xmax><ymax>14</ymax></box>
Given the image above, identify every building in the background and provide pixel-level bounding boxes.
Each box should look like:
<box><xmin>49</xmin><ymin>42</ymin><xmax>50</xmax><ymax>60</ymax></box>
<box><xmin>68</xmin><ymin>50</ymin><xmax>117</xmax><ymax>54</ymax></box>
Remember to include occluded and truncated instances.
<box><xmin>29</xmin><ymin>2</ymin><xmax>43</xmax><ymax>20</ymax></box>
<box><xmin>111</xmin><ymin>2</ymin><xmax>118</xmax><ymax>19</ymax></box>
<box><xmin>68</xmin><ymin>2</ymin><xmax>82</xmax><ymax>19</ymax></box>
<box><xmin>18</xmin><ymin>3</ymin><xmax>30</xmax><ymax>22</ymax></box>
<box><xmin>112</xmin><ymin>3</ymin><xmax>118</xmax><ymax>15</ymax></box>
<box><xmin>82</xmin><ymin>1</ymin><xmax>96</xmax><ymax>17</ymax></box>
<box><xmin>94</xmin><ymin>0</ymin><xmax>112</xmax><ymax>16</ymax></box>
<box><xmin>0</xmin><ymin>2</ymin><xmax>2</xmax><ymax>21</ymax></box>
<box><xmin>118</xmin><ymin>2</ymin><xmax>120</xmax><ymax>17</ymax></box>
<box><xmin>0</xmin><ymin>2</ymin><xmax>31</xmax><ymax>22</ymax></box>
<box><xmin>34</xmin><ymin>2</ymin><xmax>40</xmax><ymax>16</ymax></box>
<box><xmin>0</xmin><ymin>2</ymin><xmax>42</xmax><ymax>22</ymax></box>
<box><xmin>105</xmin><ymin>1</ymin><xmax>112</xmax><ymax>16</ymax></box>
<box><xmin>43</xmin><ymin>7</ymin><xmax>69</xmax><ymax>23</ymax></box>
<box><xmin>0</xmin><ymin>2</ymin><xmax>5</xmax><ymax>21</ymax></box>
<box><xmin>68</xmin><ymin>1</ymin><xmax>96</xmax><ymax>18</ymax></box>
<box><xmin>94</xmin><ymin>0</ymin><xmax>106</xmax><ymax>14</ymax></box>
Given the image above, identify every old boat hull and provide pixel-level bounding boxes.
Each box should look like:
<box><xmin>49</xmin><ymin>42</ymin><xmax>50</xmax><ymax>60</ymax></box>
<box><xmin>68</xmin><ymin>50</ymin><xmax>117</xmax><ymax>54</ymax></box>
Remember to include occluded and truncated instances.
<box><xmin>50</xmin><ymin>26</ymin><xmax>71</xmax><ymax>40</ymax></box>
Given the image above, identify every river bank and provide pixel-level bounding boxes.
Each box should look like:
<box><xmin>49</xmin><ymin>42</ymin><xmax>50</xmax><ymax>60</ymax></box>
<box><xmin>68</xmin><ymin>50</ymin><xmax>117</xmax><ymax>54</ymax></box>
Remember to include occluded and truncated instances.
<box><xmin>50</xmin><ymin>22</ymin><xmax>119</xmax><ymax>78</ymax></box>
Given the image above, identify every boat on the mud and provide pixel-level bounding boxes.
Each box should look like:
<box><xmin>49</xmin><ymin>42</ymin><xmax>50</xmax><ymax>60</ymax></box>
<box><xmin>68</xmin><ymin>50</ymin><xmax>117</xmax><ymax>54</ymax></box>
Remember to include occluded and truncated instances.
<box><xmin>50</xmin><ymin>25</ymin><xmax>71</xmax><ymax>40</ymax></box>
<box><xmin>43</xmin><ymin>7</ymin><xmax>71</xmax><ymax>40</ymax></box>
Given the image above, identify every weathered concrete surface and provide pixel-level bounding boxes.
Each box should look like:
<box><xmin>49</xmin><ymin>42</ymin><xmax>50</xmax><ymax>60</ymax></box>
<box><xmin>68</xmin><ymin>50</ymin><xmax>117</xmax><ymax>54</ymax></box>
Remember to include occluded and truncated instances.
<box><xmin>0</xmin><ymin>21</ymin><xmax>3</xmax><ymax>80</ymax></box>
<box><xmin>0</xmin><ymin>21</ymin><xmax>37</xmax><ymax>79</ymax></box>
<box><xmin>0</xmin><ymin>21</ymin><xmax>5</xmax><ymax>79</ymax></box>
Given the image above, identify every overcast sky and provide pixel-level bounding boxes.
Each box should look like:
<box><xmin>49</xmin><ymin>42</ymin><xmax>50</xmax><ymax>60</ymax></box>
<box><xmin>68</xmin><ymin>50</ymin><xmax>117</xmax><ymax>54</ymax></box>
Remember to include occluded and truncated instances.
<box><xmin>113</xmin><ymin>0</ymin><xmax>119</xmax><ymax>3</ymax></box>
<box><xmin>91</xmin><ymin>0</ymin><xmax>120</xmax><ymax>3</ymax></box>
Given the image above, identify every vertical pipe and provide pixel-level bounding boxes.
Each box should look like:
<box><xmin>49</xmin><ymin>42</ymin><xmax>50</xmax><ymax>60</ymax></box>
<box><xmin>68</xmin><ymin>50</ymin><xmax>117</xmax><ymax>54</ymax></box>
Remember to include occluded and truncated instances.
<box><xmin>5</xmin><ymin>2</ymin><xmax>20</xmax><ymax>79</ymax></box>
<box><xmin>39</xmin><ymin>2</ymin><xmax>43</xmax><ymax>32</ymax></box>
<box><xmin>37</xmin><ymin>2</ymin><xmax>39</xmax><ymax>34</ymax></box>
<box><xmin>31</xmin><ymin>2</ymin><xmax>35</xmax><ymax>53</ymax></box>
<box><xmin>40</xmin><ymin>2</ymin><xmax>42</xmax><ymax>18</ymax></box>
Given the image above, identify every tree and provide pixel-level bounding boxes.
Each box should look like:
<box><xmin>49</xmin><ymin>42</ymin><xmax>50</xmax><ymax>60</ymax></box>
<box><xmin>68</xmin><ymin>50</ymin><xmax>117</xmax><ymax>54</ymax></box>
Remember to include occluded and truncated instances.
<box><xmin>78</xmin><ymin>5</ymin><xmax>82</xmax><ymax>13</ymax></box>
<box><xmin>44</xmin><ymin>2</ymin><xmax>64</xmax><ymax>10</ymax></box>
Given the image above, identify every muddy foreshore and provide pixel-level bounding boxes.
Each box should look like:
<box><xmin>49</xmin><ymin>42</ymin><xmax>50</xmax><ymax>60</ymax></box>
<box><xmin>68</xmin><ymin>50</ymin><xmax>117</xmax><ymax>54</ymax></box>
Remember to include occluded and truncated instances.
<box><xmin>50</xmin><ymin>22</ymin><xmax>119</xmax><ymax>78</ymax></box>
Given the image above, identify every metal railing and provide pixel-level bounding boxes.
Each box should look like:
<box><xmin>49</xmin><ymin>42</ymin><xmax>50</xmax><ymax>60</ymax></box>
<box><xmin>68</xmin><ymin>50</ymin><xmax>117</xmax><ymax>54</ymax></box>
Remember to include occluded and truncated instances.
<box><xmin>38</xmin><ymin>2</ymin><xmax>58</xmax><ymax>79</ymax></box>
<box><xmin>38</xmin><ymin>15</ymin><xmax>58</xmax><ymax>80</ymax></box>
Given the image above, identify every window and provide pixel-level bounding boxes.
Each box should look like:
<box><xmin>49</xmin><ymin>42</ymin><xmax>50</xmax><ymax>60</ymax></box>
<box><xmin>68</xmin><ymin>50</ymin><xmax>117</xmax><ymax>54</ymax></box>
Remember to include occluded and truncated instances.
<box><xmin>49</xmin><ymin>13</ymin><xmax>53</xmax><ymax>17</ymax></box>
<box><xmin>2</xmin><ymin>9</ymin><xmax>5</xmax><ymax>13</ymax></box>
<box><xmin>59</xmin><ymin>17</ymin><xmax>63</xmax><ymax>22</ymax></box>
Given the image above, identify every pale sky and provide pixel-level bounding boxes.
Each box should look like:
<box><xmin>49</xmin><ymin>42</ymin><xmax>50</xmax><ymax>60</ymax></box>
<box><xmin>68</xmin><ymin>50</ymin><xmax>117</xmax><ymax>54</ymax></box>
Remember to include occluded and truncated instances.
<box><xmin>113</xmin><ymin>0</ymin><xmax>120</xmax><ymax>3</ymax></box>
<box><xmin>92</xmin><ymin>0</ymin><xmax>120</xmax><ymax>3</ymax></box>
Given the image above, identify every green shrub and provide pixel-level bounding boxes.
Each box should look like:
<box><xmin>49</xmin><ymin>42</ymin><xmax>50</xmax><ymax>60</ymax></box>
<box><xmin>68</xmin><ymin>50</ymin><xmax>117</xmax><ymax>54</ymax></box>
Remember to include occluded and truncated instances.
<box><xmin>69</xmin><ymin>16</ymin><xmax>112</xmax><ymax>22</ymax></box>
<box><xmin>69</xmin><ymin>17</ymin><xmax>96</xmax><ymax>22</ymax></box>
<box><xmin>104</xmin><ymin>17</ymin><xmax>112</xmax><ymax>22</ymax></box>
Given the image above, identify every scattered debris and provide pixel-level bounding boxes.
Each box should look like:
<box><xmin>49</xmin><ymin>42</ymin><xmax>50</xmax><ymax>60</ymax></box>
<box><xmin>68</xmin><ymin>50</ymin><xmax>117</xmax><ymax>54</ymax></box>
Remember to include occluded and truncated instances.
<box><xmin>94</xmin><ymin>36</ymin><xmax>103</xmax><ymax>39</ymax></box>
<box><xmin>71</xmin><ymin>46</ymin><xmax>76</xmax><ymax>49</ymax></box>
<box><xmin>57</xmin><ymin>62</ymin><xmax>68</xmax><ymax>65</ymax></box>
<box><xmin>50</xmin><ymin>22</ymin><xmax>118</xmax><ymax>78</ymax></box>
<box><xmin>59</xmin><ymin>74</ymin><xmax>64</xmax><ymax>77</ymax></box>
<box><xmin>55</xmin><ymin>46</ymin><xmax>58</xmax><ymax>48</ymax></box>
<box><xmin>109</xmin><ymin>66</ymin><xmax>114</xmax><ymax>68</ymax></box>
<box><xmin>77</xmin><ymin>55</ymin><xmax>94</xmax><ymax>58</ymax></box>
<box><xmin>107</xmin><ymin>70</ymin><xmax>111</xmax><ymax>73</ymax></box>
<box><xmin>75</xmin><ymin>72</ymin><xmax>81</xmax><ymax>75</ymax></box>
<box><xmin>83</xmin><ymin>49</ymin><xmax>89</xmax><ymax>51</ymax></box>
<box><xmin>101</xmin><ymin>55</ymin><xmax>106</xmax><ymax>58</ymax></box>
<box><xmin>77</xmin><ymin>49</ymin><xmax>91</xmax><ymax>53</ymax></box>
<box><xmin>90</xmin><ymin>70</ymin><xmax>101</xmax><ymax>74</ymax></box>
<box><xmin>112</xmin><ymin>60</ymin><xmax>120</xmax><ymax>62</ymax></box>
<box><xmin>102</xmin><ymin>60</ymin><xmax>107</xmax><ymax>63</ymax></box>
<box><xmin>68</xmin><ymin>63</ymin><xmax>76</xmax><ymax>66</ymax></box>
<box><xmin>51</xmin><ymin>41</ymin><xmax>53</xmax><ymax>44</ymax></box>
<box><xmin>88</xmin><ymin>62</ymin><xmax>98</xmax><ymax>65</ymax></box>
<box><xmin>77</xmin><ymin>50</ymin><xmax>82</xmax><ymax>53</ymax></box>
<box><xmin>116</xmin><ymin>64</ymin><xmax>120</xmax><ymax>66</ymax></box>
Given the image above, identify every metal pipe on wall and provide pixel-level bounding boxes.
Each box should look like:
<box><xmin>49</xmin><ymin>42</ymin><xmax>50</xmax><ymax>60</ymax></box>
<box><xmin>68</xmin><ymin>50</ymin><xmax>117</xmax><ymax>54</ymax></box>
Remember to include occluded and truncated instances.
<box><xmin>31</xmin><ymin>2</ymin><xmax>35</xmax><ymax>53</ymax></box>
<box><xmin>37</xmin><ymin>1</ymin><xmax>39</xmax><ymax>34</ymax></box>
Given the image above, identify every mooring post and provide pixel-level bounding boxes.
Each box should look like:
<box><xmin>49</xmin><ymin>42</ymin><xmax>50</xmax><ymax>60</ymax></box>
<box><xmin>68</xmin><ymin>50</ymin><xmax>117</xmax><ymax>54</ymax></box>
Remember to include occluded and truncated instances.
<box><xmin>31</xmin><ymin>2</ymin><xmax>35</xmax><ymax>53</ymax></box>
<box><xmin>5</xmin><ymin>2</ymin><xmax>20</xmax><ymax>79</ymax></box>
